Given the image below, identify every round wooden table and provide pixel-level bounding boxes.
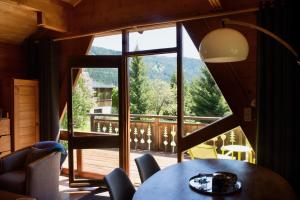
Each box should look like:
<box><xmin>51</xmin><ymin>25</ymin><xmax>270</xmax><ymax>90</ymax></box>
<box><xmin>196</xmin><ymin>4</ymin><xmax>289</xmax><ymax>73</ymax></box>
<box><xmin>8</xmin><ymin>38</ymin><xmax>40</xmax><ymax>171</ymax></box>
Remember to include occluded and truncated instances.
<box><xmin>133</xmin><ymin>159</ymin><xmax>296</xmax><ymax>200</ymax></box>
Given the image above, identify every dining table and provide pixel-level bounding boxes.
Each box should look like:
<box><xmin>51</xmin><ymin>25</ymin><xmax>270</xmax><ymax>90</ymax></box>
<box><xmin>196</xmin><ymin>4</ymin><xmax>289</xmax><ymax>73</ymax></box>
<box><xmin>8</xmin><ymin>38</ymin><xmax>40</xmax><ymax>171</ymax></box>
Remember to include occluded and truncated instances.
<box><xmin>133</xmin><ymin>159</ymin><xmax>296</xmax><ymax>200</ymax></box>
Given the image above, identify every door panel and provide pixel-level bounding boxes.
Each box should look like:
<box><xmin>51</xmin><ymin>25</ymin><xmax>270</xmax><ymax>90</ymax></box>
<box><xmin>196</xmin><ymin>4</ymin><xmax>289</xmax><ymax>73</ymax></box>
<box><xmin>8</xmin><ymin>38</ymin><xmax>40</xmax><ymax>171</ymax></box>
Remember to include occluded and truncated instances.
<box><xmin>67</xmin><ymin>56</ymin><xmax>128</xmax><ymax>187</ymax></box>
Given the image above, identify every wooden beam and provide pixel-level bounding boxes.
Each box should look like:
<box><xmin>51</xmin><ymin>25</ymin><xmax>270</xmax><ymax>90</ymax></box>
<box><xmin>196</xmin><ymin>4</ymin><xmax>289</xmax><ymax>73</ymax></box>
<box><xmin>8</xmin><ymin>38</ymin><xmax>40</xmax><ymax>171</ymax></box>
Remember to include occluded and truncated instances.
<box><xmin>120</xmin><ymin>30</ymin><xmax>130</xmax><ymax>173</ymax></box>
<box><xmin>53</xmin><ymin>0</ymin><xmax>258</xmax><ymax>41</ymax></box>
<box><xmin>0</xmin><ymin>0</ymin><xmax>71</xmax><ymax>32</ymax></box>
<box><xmin>61</xmin><ymin>0</ymin><xmax>82</xmax><ymax>7</ymax></box>
<box><xmin>70</xmin><ymin>55</ymin><xmax>122</xmax><ymax>68</ymax></box>
<box><xmin>176</xmin><ymin>23</ymin><xmax>184</xmax><ymax>162</ymax></box>
<box><xmin>181</xmin><ymin>115</ymin><xmax>240</xmax><ymax>152</ymax></box>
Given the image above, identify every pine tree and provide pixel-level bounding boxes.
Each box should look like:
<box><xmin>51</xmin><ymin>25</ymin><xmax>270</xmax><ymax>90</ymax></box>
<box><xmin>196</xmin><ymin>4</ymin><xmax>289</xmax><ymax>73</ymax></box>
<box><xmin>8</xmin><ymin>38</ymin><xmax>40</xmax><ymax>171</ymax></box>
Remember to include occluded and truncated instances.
<box><xmin>129</xmin><ymin>55</ymin><xmax>150</xmax><ymax>114</ymax></box>
<box><xmin>169</xmin><ymin>73</ymin><xmax>193</xmax><ymax>115</ymax></box>
<box><xmin>190</xmin><ymin>67</ymin><xmax>230</xmax><ymax>117</ymax></box>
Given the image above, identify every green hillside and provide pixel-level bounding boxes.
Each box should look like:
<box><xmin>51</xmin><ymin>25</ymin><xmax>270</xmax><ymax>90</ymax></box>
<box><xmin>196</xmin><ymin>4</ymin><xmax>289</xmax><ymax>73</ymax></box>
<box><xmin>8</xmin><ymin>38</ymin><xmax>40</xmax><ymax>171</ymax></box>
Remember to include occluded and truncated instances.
<box><xmin>87</xmin><ymin>46</ymin><xmax>205</xmax><ymax>86</ymax></box>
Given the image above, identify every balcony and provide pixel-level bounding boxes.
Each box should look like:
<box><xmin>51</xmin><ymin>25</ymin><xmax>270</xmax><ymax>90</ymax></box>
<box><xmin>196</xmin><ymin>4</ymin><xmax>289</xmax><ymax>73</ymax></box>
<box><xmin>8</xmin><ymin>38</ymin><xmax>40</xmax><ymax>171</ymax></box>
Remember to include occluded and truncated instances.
<box><xmin>62</xmin><ymin>113</ymin><xmax>254</xmax><ymax>184</ymax></box>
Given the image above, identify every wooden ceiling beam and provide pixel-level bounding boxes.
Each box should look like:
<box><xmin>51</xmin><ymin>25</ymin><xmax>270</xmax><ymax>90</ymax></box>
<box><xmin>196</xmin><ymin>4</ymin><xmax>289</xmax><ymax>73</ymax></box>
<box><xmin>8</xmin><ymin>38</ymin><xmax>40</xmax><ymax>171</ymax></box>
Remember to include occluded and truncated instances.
<box><xmin>52</xmin><ymin>0</ymin><xmax>258</xmax><ymax>40</ymax></box>
<box><xmin>0</xmin><ymin>0</ymin><xmax>71</xmax><ymax>32</ymax></box>
<box><xmin>61</xmin><ymin>0</ymin><xmax>82</xmax><ymax>7</ymax></box>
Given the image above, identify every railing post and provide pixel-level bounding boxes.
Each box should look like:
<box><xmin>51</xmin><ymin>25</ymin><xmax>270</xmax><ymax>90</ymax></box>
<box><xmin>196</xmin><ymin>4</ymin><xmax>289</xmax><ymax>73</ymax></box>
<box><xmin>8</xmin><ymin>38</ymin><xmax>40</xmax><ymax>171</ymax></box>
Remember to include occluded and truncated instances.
<box><xmin>152</xmin><ymin>117</ymin><xmax>160</xmax><ymax>151</ymax></box>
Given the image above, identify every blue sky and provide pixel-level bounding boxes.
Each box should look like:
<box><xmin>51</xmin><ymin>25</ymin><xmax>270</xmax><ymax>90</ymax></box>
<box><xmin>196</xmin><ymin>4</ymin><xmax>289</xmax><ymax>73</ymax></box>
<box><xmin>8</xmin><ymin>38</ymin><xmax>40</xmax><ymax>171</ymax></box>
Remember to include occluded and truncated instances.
<box><xmin>92</xmin><ymin>26</ymin><xmax>200</xmax><ymax>59</ymax></box>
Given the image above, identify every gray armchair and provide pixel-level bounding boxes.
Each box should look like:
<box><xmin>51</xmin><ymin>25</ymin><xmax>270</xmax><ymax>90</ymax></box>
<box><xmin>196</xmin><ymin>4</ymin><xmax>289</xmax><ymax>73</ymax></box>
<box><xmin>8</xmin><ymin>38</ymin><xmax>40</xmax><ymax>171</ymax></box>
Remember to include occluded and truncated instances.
<box><xmin>0</xmin><ymin>147</ymin><xmax>61</xmax><ymax>200</ymax></box>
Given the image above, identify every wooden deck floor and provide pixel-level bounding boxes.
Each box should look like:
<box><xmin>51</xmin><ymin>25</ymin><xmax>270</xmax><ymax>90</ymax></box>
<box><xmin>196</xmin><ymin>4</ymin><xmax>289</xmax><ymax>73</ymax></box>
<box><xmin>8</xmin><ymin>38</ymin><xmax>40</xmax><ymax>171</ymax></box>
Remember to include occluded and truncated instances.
<box><xmin>63</xmin><ymin>149</ymin><xmax>180</xmax><ymax>185</ymax></box>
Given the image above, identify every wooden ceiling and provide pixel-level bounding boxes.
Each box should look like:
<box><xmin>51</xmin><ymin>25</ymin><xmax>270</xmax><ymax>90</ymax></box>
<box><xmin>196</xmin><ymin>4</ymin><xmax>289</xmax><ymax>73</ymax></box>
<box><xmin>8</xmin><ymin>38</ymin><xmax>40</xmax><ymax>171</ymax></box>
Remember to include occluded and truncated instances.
<box><xmin>0</xmin><ymin>1</ymin><xmax>37</xmax><ymax>44</ymax></box>
<box><xmin>0</xmin><ymin>0</ymin><xmax>258</xmax><ymax>45</ymax></box>
<box><xmin>0</xmin><ymin>0</ymin><xmax>72</xmax><ymax>44</ymax></box>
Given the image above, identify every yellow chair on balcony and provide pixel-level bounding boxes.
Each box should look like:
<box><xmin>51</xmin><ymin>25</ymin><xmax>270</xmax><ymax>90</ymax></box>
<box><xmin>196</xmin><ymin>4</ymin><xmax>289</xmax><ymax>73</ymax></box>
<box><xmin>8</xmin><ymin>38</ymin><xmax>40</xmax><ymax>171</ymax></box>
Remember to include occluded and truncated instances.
<box><xmin>188</xmin><ymin>144</ymin><xmax>235</xmax><ymax>160</ymax></box>
<box><xmin>188</xmin><ymin>144</ymin><xmax>218</xmax><ymax>159</ymax></box>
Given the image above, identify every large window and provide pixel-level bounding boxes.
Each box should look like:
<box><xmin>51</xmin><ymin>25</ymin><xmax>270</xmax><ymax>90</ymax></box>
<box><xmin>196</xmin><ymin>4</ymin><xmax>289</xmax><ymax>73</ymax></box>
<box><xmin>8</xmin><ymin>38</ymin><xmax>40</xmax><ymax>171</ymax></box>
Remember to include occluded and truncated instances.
<box><xmin>60</xmin><ymin>23</ymin><xmax>255</xmax><ymax>185</ymax></box>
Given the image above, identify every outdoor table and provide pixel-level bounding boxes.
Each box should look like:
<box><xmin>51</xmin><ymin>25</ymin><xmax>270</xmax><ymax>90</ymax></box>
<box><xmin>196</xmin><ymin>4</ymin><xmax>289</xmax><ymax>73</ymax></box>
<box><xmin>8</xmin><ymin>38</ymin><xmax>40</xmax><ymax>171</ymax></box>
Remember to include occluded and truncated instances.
<box><xmin>221</xmin><ymin>145</ymin><xmax>252</xmax><ymax>161</ymax></box>
<box><xmin>133</xmin><ymin>159</ymin><xmax>296</xmax><ymax>200</ymax></box>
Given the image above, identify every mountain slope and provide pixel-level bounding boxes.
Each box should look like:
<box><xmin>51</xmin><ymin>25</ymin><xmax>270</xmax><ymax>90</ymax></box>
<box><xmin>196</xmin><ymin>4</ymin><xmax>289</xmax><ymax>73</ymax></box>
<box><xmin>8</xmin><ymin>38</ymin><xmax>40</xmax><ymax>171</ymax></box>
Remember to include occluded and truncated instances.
<box><xmin>87</xmin><ymin>46</ymin><xmax>205</xmax><ymax>86</ymax></box>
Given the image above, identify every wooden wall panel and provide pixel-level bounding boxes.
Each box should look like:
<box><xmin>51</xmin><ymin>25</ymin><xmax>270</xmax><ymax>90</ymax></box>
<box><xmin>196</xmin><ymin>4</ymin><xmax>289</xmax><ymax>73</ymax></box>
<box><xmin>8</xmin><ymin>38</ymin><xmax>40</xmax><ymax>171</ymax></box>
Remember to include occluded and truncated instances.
<box><xmin>0</xmin><ymin>43</ymin><xmax>28</xmax><ymax>79</ymax></box>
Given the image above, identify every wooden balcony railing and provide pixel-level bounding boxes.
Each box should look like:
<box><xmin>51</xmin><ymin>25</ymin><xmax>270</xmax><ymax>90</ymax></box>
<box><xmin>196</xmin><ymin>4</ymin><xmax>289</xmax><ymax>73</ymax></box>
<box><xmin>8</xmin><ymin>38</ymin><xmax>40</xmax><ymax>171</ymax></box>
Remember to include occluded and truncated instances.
<box><xmin>89</xmin><ymin>113</ymin><xmax>246</xmax><ymax>154</ymax></box>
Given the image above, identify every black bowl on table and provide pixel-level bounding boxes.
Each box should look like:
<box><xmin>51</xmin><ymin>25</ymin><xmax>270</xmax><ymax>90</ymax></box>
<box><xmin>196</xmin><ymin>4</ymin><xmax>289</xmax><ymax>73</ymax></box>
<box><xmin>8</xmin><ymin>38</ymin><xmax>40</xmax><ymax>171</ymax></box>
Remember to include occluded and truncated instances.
<box><xmin>212</xmin><ymin>172</ymin><xmax>238</xmax><ymax>193</ymax></box>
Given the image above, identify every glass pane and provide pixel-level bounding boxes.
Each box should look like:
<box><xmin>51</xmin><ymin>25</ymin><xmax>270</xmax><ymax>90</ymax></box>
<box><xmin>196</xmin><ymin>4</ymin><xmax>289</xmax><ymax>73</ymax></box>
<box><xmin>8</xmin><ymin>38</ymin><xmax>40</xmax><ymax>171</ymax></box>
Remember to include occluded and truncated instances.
<box><xmin>90</xmin><ymin>34</ymin><xmax>122</xmax><ymax>55</ymax></box>
<box><xmin>182</xmin><ymin>26</ymin><xmax>232</xmax><ymax>137</ymax></box>
<box><xmin>71</xmin><ymin>67</ymin><xmax>119</xmax><ymax>177</ymax></box>
<box><xmin>129</xmin><ymin>27</ymin><xmax>176</xmax><ymax>51</ymax></box>
<box><xmin>184</xmin><ymin>126</ymin><xmax>255</xmax><ymax>163</ymax></box>
<box><xmin>128</xmin><ymin>53</ymin><xmax>177</xmax><ymax>184</ymax></box>
<box><xmin>71</xmin><ymin>68</ymin><xmax>118</xmax><ymax>133</ymax></box>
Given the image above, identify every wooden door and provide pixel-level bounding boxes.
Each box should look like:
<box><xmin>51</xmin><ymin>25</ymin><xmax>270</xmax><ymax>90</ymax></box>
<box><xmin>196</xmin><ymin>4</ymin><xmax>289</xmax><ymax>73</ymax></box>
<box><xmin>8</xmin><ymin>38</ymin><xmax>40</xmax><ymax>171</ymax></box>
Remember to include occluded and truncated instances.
<box><xmin>14</xmin><ymin>79</ymin><xmax>39</xmax><ymax>150</ymax></box>
<box><xmin>67</xmin><ymin>55</ymin><xmax>129</xmax><ymax>187</ymax></box>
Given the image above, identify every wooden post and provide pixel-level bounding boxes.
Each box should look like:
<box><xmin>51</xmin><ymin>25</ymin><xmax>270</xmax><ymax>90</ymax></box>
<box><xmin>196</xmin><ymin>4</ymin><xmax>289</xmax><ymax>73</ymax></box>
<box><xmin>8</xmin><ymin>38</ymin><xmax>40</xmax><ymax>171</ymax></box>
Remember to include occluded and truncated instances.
<box><xmin>176</xmin><ymin>23</ymin><xmax>184</xmax><ymax>162</ymax></box>
<box><xmin>120</xmin><ymin>30</ymin><xmax>130</xmax><ymax>173</ymax></box>
<box><xmin>77</xmin><ymin>149</ymin><xmax>83</xmax><ymax>173</ymax></box>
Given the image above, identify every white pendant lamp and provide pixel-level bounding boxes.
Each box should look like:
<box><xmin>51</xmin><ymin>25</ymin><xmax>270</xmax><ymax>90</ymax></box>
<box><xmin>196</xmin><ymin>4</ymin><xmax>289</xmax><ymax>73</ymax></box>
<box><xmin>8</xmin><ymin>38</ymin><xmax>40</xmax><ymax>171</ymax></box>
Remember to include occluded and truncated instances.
<box><xmin>199</xmin><ymin>28</ymin><xmax>249</xmax><ymax>63</ymax></box>
<box><xmin>199</xmin><ymin>18</ymin><xmax>300</xmax><ymax>65</ymax></box>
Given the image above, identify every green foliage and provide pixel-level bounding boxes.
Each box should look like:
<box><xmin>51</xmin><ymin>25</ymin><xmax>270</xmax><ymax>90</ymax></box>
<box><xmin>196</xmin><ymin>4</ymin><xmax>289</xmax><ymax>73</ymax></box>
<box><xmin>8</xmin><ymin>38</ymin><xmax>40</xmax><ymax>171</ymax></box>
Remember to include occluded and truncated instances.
<box><xmin>61</xmin><ymin>73</ymin><xmax>95</xmax><ymax>130</ymax></box>
<box><xmin>170</xmin><ymin>73</ymin><xmax>177</xmax><ymax>89</ymax></box>
<box><xmin>190</xmin><ymin>67</ymin><xmax>230</xmax><ymax>117</ymax></box>
<box><xmin>129</xmin><ymin>56</ymin><xmax>150</xmax><ymax>114</ymax></box>
<box><xmin>148</xmin><ymin>79</ymin><xmax>176</xmax><ymax>115</ymax></box>
<box><xmin>86</xmin><ymin>68</ymin><xmax>118</xmax><ymax>86</ymax></box>
<box><xmin>111</xmin><ymin>87</ymin><xmax>119</xmax><ymax>114</ymax></box>
<box><xmin>169</xmin><ymin>73</ymin><xmax>193</xmax><ymax>115</ymax></box>
<box><xmin>184</xmin><ymin>82</ymin><xmax>193</xmax><ymax>115</ymax></box>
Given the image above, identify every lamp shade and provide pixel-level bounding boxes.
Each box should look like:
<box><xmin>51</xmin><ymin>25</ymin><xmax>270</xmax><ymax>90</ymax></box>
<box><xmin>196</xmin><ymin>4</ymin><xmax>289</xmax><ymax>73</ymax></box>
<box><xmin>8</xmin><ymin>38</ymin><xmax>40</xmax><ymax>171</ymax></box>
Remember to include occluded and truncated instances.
<box><xmin>199</xmin><ymin>28</ymin><xmax>249</xmax><ymax>63</ymax></box>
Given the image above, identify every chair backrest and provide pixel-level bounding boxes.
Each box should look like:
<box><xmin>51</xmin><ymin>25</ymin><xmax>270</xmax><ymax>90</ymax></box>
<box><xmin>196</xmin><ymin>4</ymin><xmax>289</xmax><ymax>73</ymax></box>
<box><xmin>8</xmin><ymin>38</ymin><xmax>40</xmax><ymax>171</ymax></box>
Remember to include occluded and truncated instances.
<box><xmin>188</xmin><ymin>144</ymin><xmax>218</xmax><ymax>159</ymax></box>
<box><xmin>104</xmin><ymin>168</ymin><xmax>135</xmax><ymax>200</ymax></box>
<box><xmin>134</xmin><ymin>153</ymin><xmax>160</xmax><ymax>183</ymax></box>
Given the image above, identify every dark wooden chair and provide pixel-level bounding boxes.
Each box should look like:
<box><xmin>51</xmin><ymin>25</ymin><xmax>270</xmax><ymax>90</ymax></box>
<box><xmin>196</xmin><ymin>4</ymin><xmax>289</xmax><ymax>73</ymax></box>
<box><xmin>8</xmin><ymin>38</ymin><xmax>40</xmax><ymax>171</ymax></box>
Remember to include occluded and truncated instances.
<box><xmin>104</xmin><ymin>168</ymin><xmax>135</xmax><ymax>200</ymax></box>
<box><xmin>135</xmin><ymin>153</ymin><xmax>160</xmax><ymax>183</ymax></box>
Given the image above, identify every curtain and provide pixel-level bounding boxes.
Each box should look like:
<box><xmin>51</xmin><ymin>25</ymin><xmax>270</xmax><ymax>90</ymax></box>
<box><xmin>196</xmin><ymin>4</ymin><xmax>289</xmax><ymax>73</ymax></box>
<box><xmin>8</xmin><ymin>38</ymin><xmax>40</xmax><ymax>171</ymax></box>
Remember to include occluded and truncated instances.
<box><xmin>257</xmin><ymin>0</ymin><xmax>300</xmax><ymax>195</ymax></box>
<box><xmin>27</xmin><ymin>38</ymin><xmax>60</xmax><ymax>141</ymax></box>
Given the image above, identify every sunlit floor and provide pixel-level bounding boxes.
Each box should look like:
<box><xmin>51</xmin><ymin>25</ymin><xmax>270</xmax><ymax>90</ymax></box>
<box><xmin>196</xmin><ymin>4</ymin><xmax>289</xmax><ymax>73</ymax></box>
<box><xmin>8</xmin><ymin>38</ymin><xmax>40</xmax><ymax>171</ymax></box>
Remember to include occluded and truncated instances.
<box><xmin>59</xmin><ymin>150</ymin><xmax>180</xmax><ymax>199</ymax></box>
<box><xmin>63</xmin><ymin>149</ymin><xmax>179</xmax><ymax>185</ymax></box>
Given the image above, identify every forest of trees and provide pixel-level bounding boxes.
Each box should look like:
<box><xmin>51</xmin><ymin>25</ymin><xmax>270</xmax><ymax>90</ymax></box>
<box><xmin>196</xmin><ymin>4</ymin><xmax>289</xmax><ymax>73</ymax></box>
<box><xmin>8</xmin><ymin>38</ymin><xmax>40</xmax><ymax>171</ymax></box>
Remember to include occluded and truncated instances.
<box><xmin>115</xmin><ymin>55</ymin><xmax>230</xmax><ymax>117</ymax></box>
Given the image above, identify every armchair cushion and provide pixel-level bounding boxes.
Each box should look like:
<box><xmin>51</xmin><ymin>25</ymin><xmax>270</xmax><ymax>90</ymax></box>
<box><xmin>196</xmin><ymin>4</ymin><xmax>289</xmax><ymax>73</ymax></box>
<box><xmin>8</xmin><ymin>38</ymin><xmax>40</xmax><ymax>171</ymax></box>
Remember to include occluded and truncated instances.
<box><xmin>33</xmin><ymin>141</ymin><xmax>67</xmax><ymax>167</ymax></box>
<box><xmin>0</xmin><ymin>170</ymin><xmax>26</xmax><ymax>194</ymax></box>
<box><xmin>25</xmin><ymin>147</ymin><xmax>49</xmax><ymax>166</ymax></box>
